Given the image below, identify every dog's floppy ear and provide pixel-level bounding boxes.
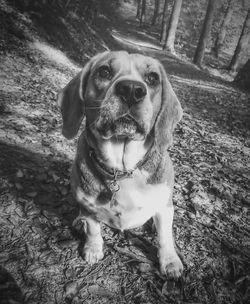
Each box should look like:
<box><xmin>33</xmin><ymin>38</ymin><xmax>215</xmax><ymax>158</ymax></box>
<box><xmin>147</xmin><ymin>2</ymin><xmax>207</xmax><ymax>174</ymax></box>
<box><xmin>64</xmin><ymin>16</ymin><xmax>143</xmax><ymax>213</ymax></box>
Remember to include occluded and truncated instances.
<box><xmin>57</xmin><ymin>52</ymin><xmax>108</xmax><ymax>139</ymax></box>
<box><xmin>154</xmin><ymin>64</ymin><xmax>183</xmax><ymax>151</ymax></box>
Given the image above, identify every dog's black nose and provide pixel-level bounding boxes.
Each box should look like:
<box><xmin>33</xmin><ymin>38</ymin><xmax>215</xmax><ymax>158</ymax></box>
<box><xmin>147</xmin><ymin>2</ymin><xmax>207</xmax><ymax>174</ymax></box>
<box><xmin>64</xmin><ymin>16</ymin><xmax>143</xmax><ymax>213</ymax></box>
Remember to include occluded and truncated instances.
<box><xmin>115</xmin><ymin>80</ymin><xmax>147</xmax><ymax>106</ymax></box>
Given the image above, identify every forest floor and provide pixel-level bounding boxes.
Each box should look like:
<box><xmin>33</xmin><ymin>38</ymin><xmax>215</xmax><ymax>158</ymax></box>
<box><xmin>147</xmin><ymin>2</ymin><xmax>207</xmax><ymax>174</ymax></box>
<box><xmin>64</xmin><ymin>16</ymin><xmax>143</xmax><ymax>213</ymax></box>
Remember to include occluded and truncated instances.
<box><xmin>0</xmin><ymin>1</ymin><xmax>250</xmax><ymax>304</ymax></box>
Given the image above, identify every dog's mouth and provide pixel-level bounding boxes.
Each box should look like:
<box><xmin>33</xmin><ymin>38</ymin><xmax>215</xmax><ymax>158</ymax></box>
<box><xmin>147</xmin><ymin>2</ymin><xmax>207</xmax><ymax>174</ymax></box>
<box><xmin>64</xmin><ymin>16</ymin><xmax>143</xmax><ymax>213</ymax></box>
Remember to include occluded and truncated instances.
<box><xmin>97</xmin><ymin>116</ymin><xmax>146</xmax><ymax>140</ymax></box>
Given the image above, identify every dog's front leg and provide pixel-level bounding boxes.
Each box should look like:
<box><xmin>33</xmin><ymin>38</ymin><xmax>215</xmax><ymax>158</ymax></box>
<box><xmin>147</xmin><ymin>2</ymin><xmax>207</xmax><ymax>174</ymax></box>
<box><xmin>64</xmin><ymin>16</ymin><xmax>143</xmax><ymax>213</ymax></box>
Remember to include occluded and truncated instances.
<box><xmin>154</xmin><ymin>205</ymin><xmax>183</xmax><ymax>278</ymax></box>
<box><xmin>81</xmin><ymin>215</ymin><xmax>104</xmax><ymax>265</ymax></box>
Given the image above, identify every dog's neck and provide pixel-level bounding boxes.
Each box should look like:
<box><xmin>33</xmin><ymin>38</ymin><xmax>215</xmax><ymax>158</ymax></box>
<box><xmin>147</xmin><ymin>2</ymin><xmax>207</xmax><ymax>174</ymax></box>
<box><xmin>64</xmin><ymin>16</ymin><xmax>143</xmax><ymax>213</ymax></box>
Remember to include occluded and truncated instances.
<box><xmin>86</xmin><ymin>130</ymin><xmax>153</xmax><ymax>172</ymax></box>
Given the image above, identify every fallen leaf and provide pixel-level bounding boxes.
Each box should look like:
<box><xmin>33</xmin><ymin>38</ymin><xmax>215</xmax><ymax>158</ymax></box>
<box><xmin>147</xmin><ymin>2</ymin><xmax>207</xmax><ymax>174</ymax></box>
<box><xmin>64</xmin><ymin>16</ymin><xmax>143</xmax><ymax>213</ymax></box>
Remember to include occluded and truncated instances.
<box><xmin>88</xmin><ymin>285</ymin><xmax>114</xmax><ymax>297</ymax></box>
<box><xmin>16</xmin><ymin>169</ymin><xmax>24</xmax><ymax>178</ymax></box>
<box><xmin>26</xmin><ymin>191</ymin><xmax>37</xmax><ymax>198</ymax></box>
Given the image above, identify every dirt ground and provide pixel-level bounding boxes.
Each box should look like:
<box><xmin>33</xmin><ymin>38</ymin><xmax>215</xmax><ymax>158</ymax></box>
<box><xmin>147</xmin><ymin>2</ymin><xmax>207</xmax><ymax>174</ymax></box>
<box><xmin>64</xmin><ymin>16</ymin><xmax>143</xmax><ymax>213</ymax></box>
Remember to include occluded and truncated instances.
<box><xmin>0</xmin><ymin>1</ymin><xmax>250</xmax><ymax>303</ymax></box>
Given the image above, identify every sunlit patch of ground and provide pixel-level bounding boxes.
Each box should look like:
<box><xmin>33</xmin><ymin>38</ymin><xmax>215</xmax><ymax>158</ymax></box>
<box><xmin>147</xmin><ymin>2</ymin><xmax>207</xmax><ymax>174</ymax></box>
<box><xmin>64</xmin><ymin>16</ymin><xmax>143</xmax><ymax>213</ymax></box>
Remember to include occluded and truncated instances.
<box><xmin>30</xmin><ymin>40</ymin><xmax>81</xmax><ymax>73</ymax></box>
<box><xmin>111</xmin><ymin>30</ymin><xmax>162</xmax><ymax>50</ymax></box>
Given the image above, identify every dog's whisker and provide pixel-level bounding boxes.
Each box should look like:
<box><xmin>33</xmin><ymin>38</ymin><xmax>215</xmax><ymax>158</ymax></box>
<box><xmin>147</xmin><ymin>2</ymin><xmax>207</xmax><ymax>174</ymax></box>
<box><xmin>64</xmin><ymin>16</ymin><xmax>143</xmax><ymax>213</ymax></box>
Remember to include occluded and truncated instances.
<box><xmin>86</xmin><ymin>117</ymin><xmax>100</xmax><ymax>129</ymax></box>
<box><xmin>85</xmin><ymin>104</ymin><xmax>108</xmax><ymax>110</ymax></box>
<box><xmin>85</xmin><ymin>106</ymin><xmax>102</xmax><ymax>110</ymax></box>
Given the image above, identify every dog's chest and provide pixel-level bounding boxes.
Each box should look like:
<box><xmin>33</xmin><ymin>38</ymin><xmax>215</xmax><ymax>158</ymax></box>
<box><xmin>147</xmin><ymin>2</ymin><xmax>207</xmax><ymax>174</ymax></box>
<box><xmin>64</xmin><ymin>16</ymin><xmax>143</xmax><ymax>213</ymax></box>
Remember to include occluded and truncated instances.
<box><xmin>102</xmin><ymin>169</ymin><xmax>170</xmax><ymax>230</ymax></box>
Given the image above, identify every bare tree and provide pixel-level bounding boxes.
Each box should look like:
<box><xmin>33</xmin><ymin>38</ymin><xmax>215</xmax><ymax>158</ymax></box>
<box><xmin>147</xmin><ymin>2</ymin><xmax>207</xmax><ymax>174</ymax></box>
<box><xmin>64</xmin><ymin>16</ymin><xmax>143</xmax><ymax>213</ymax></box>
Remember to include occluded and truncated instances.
<box><xmin>136</xmin><ymin>0</ymin><xmax>142</xmax><ymax>19</ymax></box>
<box><xmin>212</xmin><ymin>0</ymin><xmax>233</xmax><ymax>58</ymax></box>
<box><xmin>193</xmin><ymin>0</ymin><xmax>218</xmax><ymax>66</ymax></box>
<box><xmin>151</xmin><ymin>0</ymin><xmax>160</xmax><ymax>25</ymax></box>
<box><xmin>160</xmin><ymin>0</ymin><xmax>170</xmax><ymax>44</ymax></box>
<box><xmin>163</xmin><ymin>0</ymin><xmax>183</xmax><ymax>53</ymax></box>
<box><xmin>234</xmin><ymin>58</ymin><xmax>250</xmax><ymax>90</ymax></box>
<box><xmin>139</xmin><ymin>0</ymin><xmax>147</xmax><ymax>26</ymax></box>
<box><xmin>229</xmin><ymin>8</ymin><xmax>250</xmax><ymax>72</ymax></box>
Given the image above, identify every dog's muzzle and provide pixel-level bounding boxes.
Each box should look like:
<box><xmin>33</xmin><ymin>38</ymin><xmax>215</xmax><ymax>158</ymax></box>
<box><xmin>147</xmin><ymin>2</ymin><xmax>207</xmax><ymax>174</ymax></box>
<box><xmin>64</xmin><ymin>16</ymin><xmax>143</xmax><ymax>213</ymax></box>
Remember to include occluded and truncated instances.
<box><xmin>97</xmin><ymin>115</ymin><xmax>146</xmax><ymax>140</ymax></box>
<box><xmin>95</xmin><ymin>80</ymin><xmax>148</xmax><ymax>140</ymax></box>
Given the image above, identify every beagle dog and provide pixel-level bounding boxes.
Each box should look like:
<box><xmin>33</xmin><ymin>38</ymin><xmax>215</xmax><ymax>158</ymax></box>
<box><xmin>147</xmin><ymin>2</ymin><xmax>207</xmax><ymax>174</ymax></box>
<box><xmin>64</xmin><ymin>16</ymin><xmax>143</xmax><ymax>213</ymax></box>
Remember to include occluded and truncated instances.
<box><xmin>57</xmin><ymin>51</ymin><xmax>183</xmax><ymax>278</ymax></box>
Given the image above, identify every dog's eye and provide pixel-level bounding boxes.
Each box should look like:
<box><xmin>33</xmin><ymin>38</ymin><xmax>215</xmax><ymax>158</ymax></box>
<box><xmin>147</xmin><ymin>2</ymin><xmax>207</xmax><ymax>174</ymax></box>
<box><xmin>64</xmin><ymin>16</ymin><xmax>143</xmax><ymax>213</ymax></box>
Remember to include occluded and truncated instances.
<box><xmin>146</xmin><ymin>72</ymin><xmax>159</xmax><ymax>86</ymax></box>
<box><xmin>98</xmin><ymin>66</ymin><xmax>112</xmax><ymax>80</ymax></box>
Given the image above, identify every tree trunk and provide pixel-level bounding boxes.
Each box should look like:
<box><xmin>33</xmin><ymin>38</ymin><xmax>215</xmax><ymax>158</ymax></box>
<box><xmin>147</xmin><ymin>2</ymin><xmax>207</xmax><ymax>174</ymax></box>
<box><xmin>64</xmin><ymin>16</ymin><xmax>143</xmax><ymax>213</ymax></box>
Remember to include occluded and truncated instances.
<box><xmin>139</xmin><ymin>0</ymin><xmax>147</xmax><ymax>26</ymax></box>
<box><xmin>163</xmin><ymin>0</ymin><xmax>183</xmax><ymax>53</ymax></box>
<box><xmin>193</xmin><ymin>0</ymin><xmax>217</xmax><ymax>66</ymax></box>
<box><xmin>151</xmin><ymin>0</ymin><xmax>160</xmax><ymax>25</ymax></box>
<box><xmin>229</xmin><ymin>9</ymin><xmax>250</xmax><ymax>72</ymax></box>
<box><xmin>136</xmin><ymin>0</ymin><xmax>142</xmax><ymax>19</ymax></box>
<box><xmin>213</xmin><ymin>0</ymin><xmax>233</xmax><ymax>58</ymax></box>
<box><xmin>160</xmin><ymin>0</ymin><xmax>169</xmax><ymax>43</ymax></box>
<box><xmin>234</xmin><ymin>59</ymin><xmax>250</xmax><ymax>91</ymax></box>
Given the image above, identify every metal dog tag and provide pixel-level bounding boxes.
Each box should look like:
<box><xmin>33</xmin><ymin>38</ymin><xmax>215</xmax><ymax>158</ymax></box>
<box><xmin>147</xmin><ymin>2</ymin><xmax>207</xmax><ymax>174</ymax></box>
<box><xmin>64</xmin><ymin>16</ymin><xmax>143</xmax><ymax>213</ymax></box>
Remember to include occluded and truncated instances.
<box><xmin>109</xmin><ymin>179</ymin><xmax>120</xmax><ymax>207</ymax></box>
<box><xmin>109</xmin><ymin>180</ymin><xmax>120</xmax><ymax>193</ymax></box>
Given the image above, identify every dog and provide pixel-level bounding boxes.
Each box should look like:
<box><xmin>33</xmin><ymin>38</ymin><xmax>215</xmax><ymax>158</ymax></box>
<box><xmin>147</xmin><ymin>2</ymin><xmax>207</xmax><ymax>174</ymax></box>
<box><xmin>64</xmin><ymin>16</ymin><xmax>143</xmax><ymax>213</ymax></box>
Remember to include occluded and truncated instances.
<box><xmin>57</xmin><ymin>51</ymin><xmax>183</xmax><ymax>278</ymax></box>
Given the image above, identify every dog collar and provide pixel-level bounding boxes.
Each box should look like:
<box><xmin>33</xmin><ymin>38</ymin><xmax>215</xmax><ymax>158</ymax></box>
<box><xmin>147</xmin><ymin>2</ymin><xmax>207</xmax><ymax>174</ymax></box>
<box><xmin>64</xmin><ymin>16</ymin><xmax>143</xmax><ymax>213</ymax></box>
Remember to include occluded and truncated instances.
<box><xmin>87</xmin><ymin>142</ymin><xmax>152</xmax><ymax>182</ymax></box>
<box><xmin>86</xmin><ymin>139</ymin><xmax>153</xmax><ymax>202</ymax></box>
<box><xmin>88</xmin><ymin>146</ymin><xmax>134</xmax><ymax>181</ymax></box>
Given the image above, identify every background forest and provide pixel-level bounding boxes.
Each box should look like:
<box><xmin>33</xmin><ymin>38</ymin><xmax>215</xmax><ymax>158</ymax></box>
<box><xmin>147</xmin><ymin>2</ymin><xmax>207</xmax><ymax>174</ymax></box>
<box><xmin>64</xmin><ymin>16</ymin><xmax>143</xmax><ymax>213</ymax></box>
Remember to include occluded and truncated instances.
<box><xmin>11</xmin><ymin>0</ymin><xmax>250</xmax><ymax>87</ymax></box>
<box><xmin>135</xmin><ymin>0</ymin><xmax>250</xmax><ymax>66</ymax></box>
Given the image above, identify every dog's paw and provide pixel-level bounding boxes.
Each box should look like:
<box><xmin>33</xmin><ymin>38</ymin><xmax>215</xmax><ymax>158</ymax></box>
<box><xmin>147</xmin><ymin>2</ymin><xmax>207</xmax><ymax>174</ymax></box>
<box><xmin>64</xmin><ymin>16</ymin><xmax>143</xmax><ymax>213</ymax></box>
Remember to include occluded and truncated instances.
<box><xmin>82</xmin><ymin>239</ymin><xmax>104</xmax><ymax>265</ymax></box>
<box><xmin>159</xmin><ymin>252</ymin><xmax>183</xmax><ymax>279</ymax></box>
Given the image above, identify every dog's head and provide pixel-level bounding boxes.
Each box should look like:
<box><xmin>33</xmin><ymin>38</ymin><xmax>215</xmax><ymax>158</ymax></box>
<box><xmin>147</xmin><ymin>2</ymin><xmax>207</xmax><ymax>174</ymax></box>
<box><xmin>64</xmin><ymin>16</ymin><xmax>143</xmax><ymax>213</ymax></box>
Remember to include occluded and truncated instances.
<box><xmin>57</xmin><ymin>51</ymin><xmax>182</xmax><ymax>150</ymax></box>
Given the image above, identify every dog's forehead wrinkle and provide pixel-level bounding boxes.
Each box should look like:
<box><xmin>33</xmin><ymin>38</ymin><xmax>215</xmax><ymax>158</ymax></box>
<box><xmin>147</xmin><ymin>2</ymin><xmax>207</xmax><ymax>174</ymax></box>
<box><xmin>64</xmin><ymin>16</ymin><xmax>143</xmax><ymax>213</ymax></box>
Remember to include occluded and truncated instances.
<box><xmin>143</xmin><ymin>61</ymin><xmax>159</xmax><ymax>73</ymax></box>
<box><xmin>130</xmin><ymin>56</ymin><xmax>160</xmax><ymax>76</ymax></box>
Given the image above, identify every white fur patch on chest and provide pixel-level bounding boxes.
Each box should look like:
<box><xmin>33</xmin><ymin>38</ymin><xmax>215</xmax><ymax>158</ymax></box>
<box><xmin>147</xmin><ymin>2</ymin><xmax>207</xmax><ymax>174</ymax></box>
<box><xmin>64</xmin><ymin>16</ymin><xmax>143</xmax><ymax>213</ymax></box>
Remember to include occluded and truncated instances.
<box><xmin>103</xmin><ymin>169</ymin><xmax>171</xmax><ymax>230</ymax></box>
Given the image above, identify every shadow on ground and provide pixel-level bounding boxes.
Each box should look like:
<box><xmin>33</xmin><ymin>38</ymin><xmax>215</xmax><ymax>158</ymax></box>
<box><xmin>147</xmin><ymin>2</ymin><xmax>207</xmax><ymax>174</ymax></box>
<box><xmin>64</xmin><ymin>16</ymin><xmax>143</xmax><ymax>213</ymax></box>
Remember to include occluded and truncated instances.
<box><xmin>0</xmin><ymin>141</ymin><xmax>77</xmax><ymax>224</ymax></box>
<box><xmin>0</xmin><ymin>266</ymin><xmax>24</xmax><ymax>304</ymax></box>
